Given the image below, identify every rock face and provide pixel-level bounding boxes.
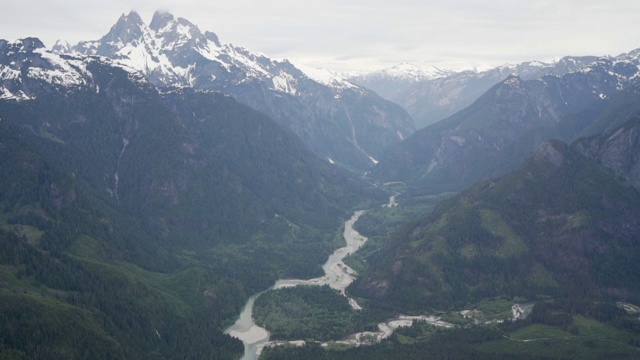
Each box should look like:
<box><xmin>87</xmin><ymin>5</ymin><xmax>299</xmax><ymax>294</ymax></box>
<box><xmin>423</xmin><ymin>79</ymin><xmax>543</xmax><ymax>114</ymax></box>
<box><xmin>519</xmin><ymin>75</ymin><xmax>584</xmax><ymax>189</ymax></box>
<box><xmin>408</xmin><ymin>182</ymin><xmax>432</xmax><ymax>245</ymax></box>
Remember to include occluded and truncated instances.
<box><xmin>574</xmin><ymin>98</ymin><xmax>640</xmax><ymax>191</ymax></box>
<box><xmin>60</xmin><ymin>11</ymin><xmax>414</xmax><ymax>169</ymax></box>
<box><xmin>372</xmin><ymin>58</ymin><xmax>640</xmax><ymax>194</ymax></box>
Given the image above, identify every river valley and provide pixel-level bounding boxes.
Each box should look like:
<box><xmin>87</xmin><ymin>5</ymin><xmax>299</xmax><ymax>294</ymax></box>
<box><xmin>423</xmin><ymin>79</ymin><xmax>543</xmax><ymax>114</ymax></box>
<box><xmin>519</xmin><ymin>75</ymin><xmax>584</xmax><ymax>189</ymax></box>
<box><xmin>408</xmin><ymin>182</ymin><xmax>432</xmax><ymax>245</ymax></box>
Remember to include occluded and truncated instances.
<box><xmin>224</xmin><ymin>198</ymin><xmax>458</xmax><ymax>359</ymax></box>
<box><xmin>224</xmin><ymin>210</ymin><xmax>367</xmax><ymax>359</ymax></box>
<box><xmin>224</xmin><ymin>196</ymin><xmax>537</xmax><ymax>359</ymax></box>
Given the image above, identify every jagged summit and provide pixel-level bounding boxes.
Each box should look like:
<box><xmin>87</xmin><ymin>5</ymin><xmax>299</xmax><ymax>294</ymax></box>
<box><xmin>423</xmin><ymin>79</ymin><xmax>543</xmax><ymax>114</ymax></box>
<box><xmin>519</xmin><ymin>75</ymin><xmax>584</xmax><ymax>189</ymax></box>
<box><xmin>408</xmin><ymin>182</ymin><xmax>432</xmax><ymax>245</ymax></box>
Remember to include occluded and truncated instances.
<box><xmin>105</xmin><ymin>11</ymin><xmax>146</xmax><ymax>44</ymax></box>
<box><xmin>294</xmin><ymin>65</ymin><xmax>358</xmax><ymax>91</ymax></box>
<box><xmin>66</xmin><ymin>10</ymin><xmax>280</xmax><ymax>88</ymax></box>
<box><xmin>204</xmin><ymin>31</ymin><xmax>221</xmax><ymax>47</ymax></box>
<box><xmin>149</xmin><ymin>10</ymin><xmax>211</xmax><ymax>50</ymax></box>
<box><xmin>149</xmin><ymin>10</ymin><xmax>204</xmax><ymax>37</ymax></box>
<box><xmin>149</xmin><ymin>10</ymin><xmax>174</xmax><ymax>31</ymax></box>
<box><xmin>51</xmin><ymin>39</ymin><xmax>72</xmax><ymax>53</ymax></box>
<box><xmin>54</xmin><ymin>10</ymin><xmax>414</xmax><ymax>170</ymax></box>
<box><xmin>500</xmin><ymin>74</ymin><xmax>523</xmax><ymax>87</ymax></box>
<box><xmin>0</xmin><ymin>37</ymin><xmax>148</xmax><ymax>101</ymax></box>
<box><xmin>0</xmin><ymin>37</ymin><xmax>45</xmax><ymax>53</ymax></box>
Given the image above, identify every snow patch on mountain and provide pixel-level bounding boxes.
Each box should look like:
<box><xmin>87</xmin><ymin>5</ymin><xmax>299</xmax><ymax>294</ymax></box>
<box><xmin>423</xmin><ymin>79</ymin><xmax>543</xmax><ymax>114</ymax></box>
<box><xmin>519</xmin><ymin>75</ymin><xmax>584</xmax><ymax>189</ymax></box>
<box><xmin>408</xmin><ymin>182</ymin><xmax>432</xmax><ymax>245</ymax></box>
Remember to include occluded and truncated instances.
<box><xmin>382</xmin><ymin>63</ymin><xmax>452</xmax><ymax>81</ymax></box>
<box><xmin>60</xmin><ymin>11</ymin><xmax>311</xmax><ymax>94</ymax></box>
<box><xmin>0</xmin><ymin>87</ymin><xmax>32</xmax><ymax>101</ymax></box>
<box><xmin>221</xmin><ymin>45</ymin><xmax>271</xmax><ymax>79</ymax></box>
<box><xmin>0</xmin><ymin>38</ymin><xmax>151</xmax><ymax>101</ymax></box>
<box><xmin>296</xmin><ymin>65</ymin><xmax>359</xmax><ymax>91</ymax></box>
<box><xmin>30</xmin><ymin>48</ymin><xmax>92</xmax><ymax>87</ymax></box>
<box><xmin>355</xmin><ymin>63</ymin><xmax>453</xmax><ymax>83</ymax></box>
<box><xmin>271</xmin><ymin>72</ymin><xmax>298</xmax><ymax>95</ymax></box>
<box><xmin>46</xmin><ymin>11</ymin><xmax>416</xmax><ymax>170</ymax></box>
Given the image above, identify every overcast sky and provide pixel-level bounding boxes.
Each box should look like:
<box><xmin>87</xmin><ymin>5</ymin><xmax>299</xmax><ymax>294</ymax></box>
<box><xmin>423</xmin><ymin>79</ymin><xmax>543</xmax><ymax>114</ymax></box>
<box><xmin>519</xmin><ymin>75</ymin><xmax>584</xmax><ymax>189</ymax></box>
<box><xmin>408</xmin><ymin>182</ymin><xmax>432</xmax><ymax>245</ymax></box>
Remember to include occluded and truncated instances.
<box><xmin>3</xmin><ymin>1</ymin><xmax>640</xmax><ymax>73</ymax></box>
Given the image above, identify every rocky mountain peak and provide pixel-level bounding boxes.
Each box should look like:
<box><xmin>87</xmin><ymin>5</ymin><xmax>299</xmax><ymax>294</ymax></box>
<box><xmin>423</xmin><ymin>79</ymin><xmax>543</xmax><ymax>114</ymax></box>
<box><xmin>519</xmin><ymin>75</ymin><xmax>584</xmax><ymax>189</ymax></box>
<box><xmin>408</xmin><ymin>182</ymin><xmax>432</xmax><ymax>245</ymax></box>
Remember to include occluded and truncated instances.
<box><xmin>0</xmin><ymin>39</ymin><xmax>108</xmax><ymax>101</ymax></box>
<box><xmin>490</xmin><ymin>75</ymin><xmax>526</xmax><ymax>99</ymax></box>
<box><xmin>0</xmin><ymin>37</ymin><xmax>46</xmax><ymax>55</ymax></box>
<box><xmin>149</xmin><ymin>11</ymin><xmax>209</xmax><ymax>51</ymax></box>
<box><xmin>149</xmin><ymin>10</ymin><xmax>174</xmax><ymax>31</ymax></box>
<box><xmin>613</xmin><ymin>60</ymin><xmax>640</xmax><ymax>78</ymax></box>
<box><xmin>20</xmin><ymin>37</ymin><xmax>46</xmax><ymax>52</ymax></box>
<box><xmin>204</xmin><ymin>31</ymin><xmax>221</xmax><ymax>47</ymax></box>
<box><xmin>51</xmin><ymin>39</ymin><xmax>72</xmax><ymax>53</ymax></box>
<box><xmin>502</xmin><ymin>74</ymin><xmax>523</xmax><ymax>86</ymax></box>
<box><xmin>57</xmin><ymin>10</ymin><xmax>415</xmax><ymax>170</ymax></box>
<box><xmin>103</xmin><ymin>11</ymin><xmax>146</xmax><ymax>44</ymax></box>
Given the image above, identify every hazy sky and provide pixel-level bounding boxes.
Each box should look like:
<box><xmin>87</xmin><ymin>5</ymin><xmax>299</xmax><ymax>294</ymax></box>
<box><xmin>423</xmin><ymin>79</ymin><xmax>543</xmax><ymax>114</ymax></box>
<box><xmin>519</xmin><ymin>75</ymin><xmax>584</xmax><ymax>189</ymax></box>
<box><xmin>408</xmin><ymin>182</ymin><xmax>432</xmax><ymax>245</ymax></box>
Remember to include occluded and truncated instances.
<box><xmin>3</xmin><ymin>1</ymin><xmax>640</xmax><ymax>73</ymax></box>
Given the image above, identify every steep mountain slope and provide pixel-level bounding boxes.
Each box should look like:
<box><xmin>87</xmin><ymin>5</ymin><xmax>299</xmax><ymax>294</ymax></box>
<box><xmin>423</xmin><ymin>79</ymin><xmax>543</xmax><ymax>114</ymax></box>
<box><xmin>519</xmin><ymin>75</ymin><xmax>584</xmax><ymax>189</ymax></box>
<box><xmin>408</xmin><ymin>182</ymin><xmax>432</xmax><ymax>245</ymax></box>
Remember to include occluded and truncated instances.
<box><xmin>2</xmin><ymin>36</ymin><xmax>377</xmax><ymax>275</ymax></box>
<box><xmin>0</xmin><ymin>106</ymin><xmax>244</xmax><ymax>359</ymax></box>
<box><xmin>574</xmin><ymin>93</ymin><xmax>640</xmax><ymax>190</ymax></box>
<box><xmin>372</xmin><ymin>58</ymin><xmax>640</xmax><ymax>194</ymax></box>
<box><xmin>351</xmin><ymin>56</ymin><xmax>603</xmax><ymax>129</ymax></box>
<box><xmin>60</xmin><ymin>11</ymin><xmax>415</xmax><ymax>169</ymax></box>
<box><xmin>0</xmin><ymin>38</ymin><xmax>378</xmax><ymax>358</ymax></box>
<box><xmin>354</xmin><ymin>140</ymin><xmax>640</xmax><ymax>311</ymax></box>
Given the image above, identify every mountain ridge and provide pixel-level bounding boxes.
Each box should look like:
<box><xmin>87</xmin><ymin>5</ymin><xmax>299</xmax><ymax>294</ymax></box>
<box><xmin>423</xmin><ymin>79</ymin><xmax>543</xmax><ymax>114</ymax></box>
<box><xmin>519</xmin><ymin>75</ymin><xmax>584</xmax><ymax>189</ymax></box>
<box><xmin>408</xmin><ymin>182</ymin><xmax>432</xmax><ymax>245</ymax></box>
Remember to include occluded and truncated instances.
<box><xmin>350</xmin><ymin>53</ymin><xmax>639</xmax><ymax>129</ymax></box>
<box><xmin>55</xmin><ymin>11</ymin><xmax>415</xmax><ymax>169</ymax></box>
<box><xmin>0</xmin><ymin>36</ymin><xmax>389</xmax><ymax>357</ymax></box>
<box><xmin>371</xmin><ymin>57</ymin><xmax>640</xmax><ymax>195</ymax></box>
<box><xmin>354</xmin><ymin>137</ymin><xmax>640</xmax><ymax>311</ymax></box>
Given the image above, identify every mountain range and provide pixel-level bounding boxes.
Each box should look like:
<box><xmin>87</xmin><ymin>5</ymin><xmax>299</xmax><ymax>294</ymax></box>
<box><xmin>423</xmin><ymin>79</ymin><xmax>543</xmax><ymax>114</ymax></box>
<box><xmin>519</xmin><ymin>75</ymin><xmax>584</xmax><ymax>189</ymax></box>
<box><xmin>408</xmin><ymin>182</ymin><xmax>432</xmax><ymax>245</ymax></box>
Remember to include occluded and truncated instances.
<box><xmin>354</xmin><ymin>112</ymin><xmax>640</xmax><ymax>311</ymax></box>
<box><xmin>0</xmin><ymin>37</ymin><xmax>381</xmax><ymax>358</ymax></box>
<box><xmin>3</xmin><ymin>10</ymin><xmax>640</xmax><ymax>360</ymax></box>
<box><xmin>54</xmin><ymin>11</ymin><xmax>414</xmax><ymax>169</ymax></box>
<box><xmin>350</xmin><ymin>55</ymin><xmax>633</xmax><ymax>129</ymax></box>
<box><xmin>371</xmin><ymin>55</ymin><xmax>640</xmax><ymax>194</ymax></box>
<box><xmin>348</xmin><ymin>63</ymin><xmax>454</xmax><ymax>101</ymax></box>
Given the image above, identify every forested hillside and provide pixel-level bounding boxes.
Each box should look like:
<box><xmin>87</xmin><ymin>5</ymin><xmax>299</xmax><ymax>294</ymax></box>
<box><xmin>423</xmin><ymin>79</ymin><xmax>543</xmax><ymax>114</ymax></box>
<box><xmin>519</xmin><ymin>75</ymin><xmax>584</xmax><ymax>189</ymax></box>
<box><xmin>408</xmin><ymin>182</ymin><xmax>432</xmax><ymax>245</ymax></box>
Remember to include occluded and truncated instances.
<box><xmin>355</xmin><ymin>139</ymin><xmax>640</xmax><ymax>311</ymax></box>
<box><xmin>0</xmin><ymin>39</ymin><xmax>377</xmax><ymax>358</ymax></box>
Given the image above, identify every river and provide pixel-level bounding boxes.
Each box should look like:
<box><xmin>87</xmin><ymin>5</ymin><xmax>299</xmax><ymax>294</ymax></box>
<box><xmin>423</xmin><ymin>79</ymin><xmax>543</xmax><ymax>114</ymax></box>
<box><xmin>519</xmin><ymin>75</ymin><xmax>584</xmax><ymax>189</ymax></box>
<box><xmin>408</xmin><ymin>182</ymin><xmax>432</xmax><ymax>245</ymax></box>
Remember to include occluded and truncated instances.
<box><xmin>224</xmin><ymin>210</ymin><xmax>367</xmax><ymax>359</ymax></box>
<box><xmin>224</xmin><ymin>196</ymin><xmax>534</xmax><ymax>358</ymax></box>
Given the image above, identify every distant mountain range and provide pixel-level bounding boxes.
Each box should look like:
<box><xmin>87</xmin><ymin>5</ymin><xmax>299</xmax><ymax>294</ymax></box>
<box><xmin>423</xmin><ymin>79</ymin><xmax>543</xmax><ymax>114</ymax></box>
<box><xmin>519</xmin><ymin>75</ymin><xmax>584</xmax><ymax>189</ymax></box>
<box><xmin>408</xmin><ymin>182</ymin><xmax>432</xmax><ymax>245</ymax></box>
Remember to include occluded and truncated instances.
<box><xmin>53</xmin><ymin>11</ymin><xmax>414</xmax><ymax>169</ymax></box>
<box><xmin>348</xmin><ymin>63</ymin><xmax>454</xmax><ymax>100</ymax></box>
<box><xmin>350</xmin><ymin>54</ymin><xmax>640</xmax><ymax>129</ymax></box>
<box><xmin>371</xmin><ymin>55</ymin><xmax>640</xmax><ymax>194</ymax></box>
<box><xmin>353</xmin><ymin>65</ymin><xmax>640</xmax><ymax>313</ymax></box>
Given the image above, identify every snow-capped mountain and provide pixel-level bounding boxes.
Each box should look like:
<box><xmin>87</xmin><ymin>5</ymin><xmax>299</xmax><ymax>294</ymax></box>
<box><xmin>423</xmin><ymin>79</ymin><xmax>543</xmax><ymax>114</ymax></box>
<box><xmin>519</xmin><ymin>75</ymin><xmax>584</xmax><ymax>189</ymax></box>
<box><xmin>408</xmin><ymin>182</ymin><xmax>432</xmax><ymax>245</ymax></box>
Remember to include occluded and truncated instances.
<box><xmin>0</xmin><ymin>36</ymin><xmax>370</xmax><ymax>250</ymax></box>
<box><xmin>58</xmin><ymin>11</ymin><xmax>414</xmax><ymax>169</ymax></box>
<box><xmin>373</xmin><ymin>52</ymin><xmax>640</xmax><ymax>194</ymax></box>
<box><xmin>352</xmin><ymin>55</ymin><xmax>610</xmax><ymax>129</ymax></box>
<box><xmin>295</xmin><ymin>65</ymin><xmax>359</xmax><ymax>91</ymax></box>
<box><xmin>0</xmin><ymin>37</ymin><xmax>147</xmax><ymax>101</ymax></box>
<box><xmin>348</xmin><ymin>63</ymin><xmax>452</xmax><ymax>100</ymax></box>
<box><xmin>352</xmin><ymin>63</ymin><xmax>451</xmax><ymax>83</ymax></box>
